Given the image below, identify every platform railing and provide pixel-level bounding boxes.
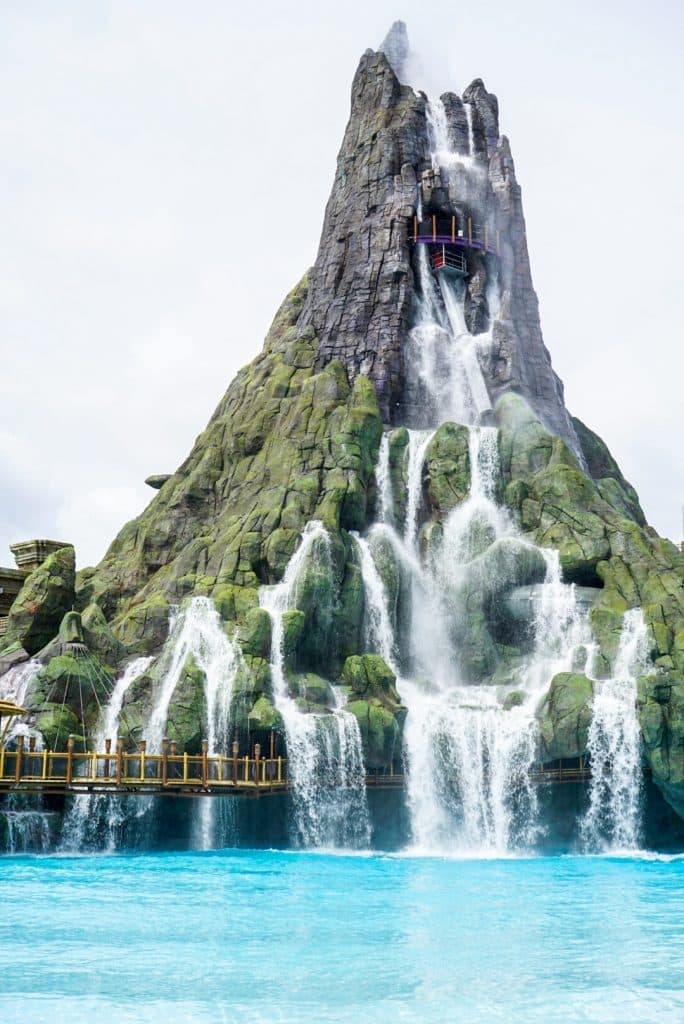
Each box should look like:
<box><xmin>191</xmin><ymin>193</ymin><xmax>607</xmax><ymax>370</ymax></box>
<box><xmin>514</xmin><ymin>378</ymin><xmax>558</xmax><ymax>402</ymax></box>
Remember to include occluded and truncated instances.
<box><xmin>0</xmin><ymin>735</ymin><xmax>289</xmax><ymax>795</ymax></box>
<box><xmin>410</xmin><ymin>214</ymin><xmax>500</xmax><ymax>256</ymax></box>
<box><xmin>0</xmin><ymin>737</ymin><xmax>608</xmax><ymax>798</ymax></box>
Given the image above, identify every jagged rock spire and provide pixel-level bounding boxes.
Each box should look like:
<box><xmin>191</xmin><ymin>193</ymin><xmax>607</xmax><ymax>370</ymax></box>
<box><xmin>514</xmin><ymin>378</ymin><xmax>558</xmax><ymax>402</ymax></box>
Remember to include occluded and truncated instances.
<box><xmin>297</xmin><ymin>33</ymin><xmax>581</xmax><ymax>452</ymax></box>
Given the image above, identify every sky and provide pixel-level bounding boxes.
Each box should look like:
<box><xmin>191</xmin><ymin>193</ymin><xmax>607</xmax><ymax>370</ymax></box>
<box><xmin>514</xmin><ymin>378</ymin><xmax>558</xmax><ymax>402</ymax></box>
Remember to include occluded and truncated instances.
<box><xmin>1</xmin><ymin>0</ymin><xmax>682</xmax><ymax>567</ymax></box>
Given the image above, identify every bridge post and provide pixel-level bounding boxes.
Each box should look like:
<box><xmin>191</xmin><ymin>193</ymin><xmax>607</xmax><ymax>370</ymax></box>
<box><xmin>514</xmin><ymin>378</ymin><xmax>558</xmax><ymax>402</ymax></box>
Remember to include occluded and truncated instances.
<box><xmin>468</xmin><ymin>217</ymin><xmax>473</xmax><ymax>245</ymax></box>
<box><xmin>232</xmin><ymin>740</ymin><xmax>239</xmax><ymax>787</ymax></box>
<box><xmin>42</xmin><ymin>747</ymin><xmax>48</xmax><ymax>781</ymax></box>
<box><xmin>254</xmin><ymin>743</ymin><xmax>261</xmax><ymax>791</ymax></box>
<box><xmin>139</xmin><ymin>740</ymin><xmax>146</xmax><ymax>782</ymax></box>
<box><xmin>432</xmin><ymin>214</ymin><xmax>437</xmax><ymax>242</ymax></box>
<box><xmin>14</xmin><ymin>733</ymin><xmax>24</xmax><ymax>784</ymax></box>
<box><xmin>116</xmin><ymin>738</ymin><xmax>123</xmax><ymax>785</ymax></box>
<box><xmin>244</xmin><ymin>755</ymin><xmax>249</xmax><ymax>785</ymax></box>
<box><xmin>277</xmin><ymin>756</ymin><xmax>282</xmax><ymax>784</ymax></box>
<box><xmin>269</xmin><ymin>730</ymin><xmax>275</xmax><ymax>760</ymax></box>
<box><xmin>183</xmin><ymin>751</ymin><xmax>189</xmax><ymax>783</ymax></box>
<box><xmin>104</xmin><ymin>738</ymin><xmax>111</xmax><ymax>780</ymax></box>
<box><xmin>162</xmin><ymin>738</ymin><xmax>169</xmax><ymax>786</ymax></box>
<box><xmin>451</xmin><ymin>215</ymin><xmax>456</xmax><ymax>243</ymax></box>
<box><xmin>65</xmin><ymin>735</ymin><xmax>74</xmax><ymax>786</ymax></box>
<box><xmin>201</xmin><ymin>739</ymin><xmax>208</xmax><ymax>788</ymax></box>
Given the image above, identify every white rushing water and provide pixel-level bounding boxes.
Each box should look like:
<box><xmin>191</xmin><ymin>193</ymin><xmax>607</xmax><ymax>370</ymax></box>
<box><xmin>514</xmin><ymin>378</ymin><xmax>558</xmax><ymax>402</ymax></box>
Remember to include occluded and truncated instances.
<box><xmin>146</xmin><ymin>596</ymin><xmax>243</xmax><ymax>850</ymax></box>
<box><xmin>147</xmin><ymin>596</ymin><xmax>241</xmax><ymax>756</ymax></box>
<box><xmin>359</xmin><ymin>421</ymin><xmax>600</xmax><ymax>853</ymax></box>
<box><xmin>0</xmin><ymin>660</ymin><xmax>41</xmax><ymax>744</ymax></box>
<box><xmin>60</xmin><ymin>656</ymin><xmax>154</xmax><ymax>852</ymax></box>
<box><xmin>348</xmin><ymin>97</ymin><xmax>603</xmax><ymax>852</ymax></box>
<box><xmin>582</xmin><ymin>609</ymin><xmax>649</xmax><ymax>851</ymax></box>
<box><xmin>260</xmin><ymin>522</ymin><xmax>370</xmax><ymax>849</ymax></box>
<box><xmin>62</xmin><ymin>599</ymin><xmax>243</xmax><ymax>852</ymax></box>
<box><xmin>96</xmin><ymin>656</ymin><xmax>154</xmax><ymax>748</ymax></box>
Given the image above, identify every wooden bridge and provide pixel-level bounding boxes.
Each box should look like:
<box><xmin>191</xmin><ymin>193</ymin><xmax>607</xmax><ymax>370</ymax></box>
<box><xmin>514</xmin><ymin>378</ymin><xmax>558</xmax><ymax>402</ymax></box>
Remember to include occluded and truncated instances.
<box><xmin>0</xmin><ymin>733</ymin><xmax>595</xmax><ymax>799</ymax></box>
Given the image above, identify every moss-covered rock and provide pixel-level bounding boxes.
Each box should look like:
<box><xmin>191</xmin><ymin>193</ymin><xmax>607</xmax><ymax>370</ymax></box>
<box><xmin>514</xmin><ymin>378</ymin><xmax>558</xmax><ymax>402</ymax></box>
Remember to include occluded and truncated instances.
<box><xmin>3</xmin><ymin>546</ymin><xmax>75</xmax><ymax>656</ymax></box>
<box><xmin>340</xmin><ymin>654</ymin><xmax>406</xmax><ymax>768</ymax></box>
<box><xmin>248</xmin><ymin>694</ymin><xmax>283</xmax><ymax>732</ymax></box>
<box><xmin>58</xmin><ymin>610</ymin><xmax>85</xmax><ymax>645</ymax></box>
<box><xmin>33</xmin><ymin>703</ymin><xmax>84</xmax><ymax>751</ymax></box>
<box><xmin>425</xmin><ymin>422</ymin><xmax>471</xmax><ymax>515</ymax></box>
<box><xmin>637</xmin><ymin>673</ymin><xmax>684</xmax><ymax>819</ymax></box>
<box><xmin>81</xmin><ymin>602</ymin><xmax>127</xmax><ymax>665</ymax></box>
<box><xmin>29</xmin><ymin>653</ymin><xmax>113</xmax><ymax>717</ymax></box>
<box><xmin>288</xmin><ymin>672</ymin><xmax>334</xmax><ymax>710</ymax></box>
<box><xmin>162</xmin><ymin>654</ymin><xmax>205</xmax><ymax>753</ymax></box>
<box><xmin>497</xmin><ymin>392</ymin><xmax>684</xmax><ymax>685</ymax></box>
<box><xmin>536</xmin><ymin>672</ymin><xmax>594</xmax><ymax>761</ymax></box>
<box><xmin>113</xmin><ymin>593</ymin><xmax>171</xmax><ymax>655</ymax></box>
<box><xmin>238</xmin><ymin>607</ymin><xmax>272</xmax><ymax>660</ymax></box>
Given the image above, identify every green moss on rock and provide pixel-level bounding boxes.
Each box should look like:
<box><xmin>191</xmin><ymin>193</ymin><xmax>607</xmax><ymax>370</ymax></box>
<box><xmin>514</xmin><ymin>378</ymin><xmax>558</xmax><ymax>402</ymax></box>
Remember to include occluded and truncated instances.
<box><xmin>536</xmin><ymin>672</ymin><xmax>594</xmax><ymax>761</ymax></box>
<box><xmin>4</xmin><ymin>546</ymin><xmax>75</xmax><ymax>656</ymax></box>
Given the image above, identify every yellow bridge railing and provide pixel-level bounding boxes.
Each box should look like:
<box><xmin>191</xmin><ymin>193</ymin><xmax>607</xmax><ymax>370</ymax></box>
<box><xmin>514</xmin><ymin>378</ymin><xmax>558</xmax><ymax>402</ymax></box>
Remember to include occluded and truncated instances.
<box><xmin>0</xmin><ymin>735</ymin><xmax>599</xmax><ymax>799</ymax></box>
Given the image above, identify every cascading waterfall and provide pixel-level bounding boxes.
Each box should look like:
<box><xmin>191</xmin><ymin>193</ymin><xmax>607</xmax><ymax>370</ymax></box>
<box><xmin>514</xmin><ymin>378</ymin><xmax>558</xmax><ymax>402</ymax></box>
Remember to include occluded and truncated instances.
<box><xmin>146</xmin><ymin>596</ymin><xmax>240</xmax><ymax>756</ymax></box>
<box><xmin>61</xmin><ymin>598</ymin><xmax>243</xmax><ymax>852</ymax></box>
<box><xmin>260</xmin><ymin>521</ymin><xmax>370</xmax><ymax>849</ymax></box>
<box><xmin>375</xmin><ymin>433</ymin><xmax>395</xmax><ymax>528</ymax></box>
<box><xmin>408</xmin><ymin>247</ymin><xmax>492</xmax><ymax>427</ymax></box>
<box><xmin>353</xmin><ymin>91</ymin><xmax>603</xmax><ymax>849</ymax></box>
<box><xmin>360</xmin><ymin>422</ymin><xmax>594</xmax><ymax>853</ymax></box>
<box><xmin>146</xmin><ymin>596</ymin><xmax>243</xmax><ymax>849</ymax></box>
<box><xmin>2</xmin><ymin>797</ymin><xmax>52</xmax><ymax>854</ymax></box>
<box><xmin>0</xmin><ymin>660</ymin><xmax>41</xmax><ymax>743</ymax></box>
<box><xmin>97</xmin><ymin>656</ymin><xmax>155</xmax><ymax>749</ymax></box>
<box><xmin>581</xmin><ymin>609</ymin><xmax>649</xmax><ymax>851</ymax></box>
<box><xmin>60</xmin><ymin>656</ymin><xmax>154</xmax><ymax>852</ymax></box>
<box><xmin>0</xmin><ymin>660</ymin><xmax>54</xmax><ymax>851</ymax></box>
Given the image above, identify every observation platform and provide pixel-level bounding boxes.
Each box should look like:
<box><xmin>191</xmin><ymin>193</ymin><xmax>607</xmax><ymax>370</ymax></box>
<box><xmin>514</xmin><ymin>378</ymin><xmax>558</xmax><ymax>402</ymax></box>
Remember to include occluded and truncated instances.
<box><xmin>409</xmin><ymin>214</ymin><xmax>500</xmax><ymax>258</ymax></box>
<box><xmin>0</xmin><ymin>734</ymin><xmax>601</xmax><ymax>799</ymax></box>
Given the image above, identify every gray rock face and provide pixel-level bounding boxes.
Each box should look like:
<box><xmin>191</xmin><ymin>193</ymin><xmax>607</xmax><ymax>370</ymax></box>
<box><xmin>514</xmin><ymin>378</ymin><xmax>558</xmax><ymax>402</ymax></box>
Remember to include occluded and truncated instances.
<box><xmin>298</xmin><ymin>49</ymin><xmax>427</xmax><ymax>422</ymax></box>
<box><xmin>297</xmin><ymin>28</ymin><xmax>582</xmax><ymax>455</ymax></box>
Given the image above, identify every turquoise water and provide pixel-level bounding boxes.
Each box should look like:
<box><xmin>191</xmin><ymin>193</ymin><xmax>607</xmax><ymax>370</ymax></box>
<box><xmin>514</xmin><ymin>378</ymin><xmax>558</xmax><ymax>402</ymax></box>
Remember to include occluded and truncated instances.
<box><xmin>1</xmin><ymin>851</ymin><xmax>683</xmax><ymax>1023</ymax></box>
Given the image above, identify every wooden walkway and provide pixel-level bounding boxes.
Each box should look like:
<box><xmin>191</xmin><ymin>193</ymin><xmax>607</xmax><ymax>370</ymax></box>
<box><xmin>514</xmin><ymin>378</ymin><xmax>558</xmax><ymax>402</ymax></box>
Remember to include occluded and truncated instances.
<box><xmin>0</xmin><ymin>735</ymin><xmax>596</xmax><ymax>799</ymax></box>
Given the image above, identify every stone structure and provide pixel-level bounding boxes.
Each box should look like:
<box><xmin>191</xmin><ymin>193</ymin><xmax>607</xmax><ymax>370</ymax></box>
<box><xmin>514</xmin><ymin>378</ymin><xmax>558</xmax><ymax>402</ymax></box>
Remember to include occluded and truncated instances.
<box><xmin>0</xmin><ymin>540</ymin><xmax>71</xmax><ymax>638</ymax></box>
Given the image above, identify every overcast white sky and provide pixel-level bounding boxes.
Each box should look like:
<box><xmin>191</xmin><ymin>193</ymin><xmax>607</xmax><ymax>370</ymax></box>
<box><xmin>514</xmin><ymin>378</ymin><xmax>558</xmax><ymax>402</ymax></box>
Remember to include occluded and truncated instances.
<box><xmin>1</xmin><ymin>0</ymin><xmax>682</xmax><ymax>567</ymax></box>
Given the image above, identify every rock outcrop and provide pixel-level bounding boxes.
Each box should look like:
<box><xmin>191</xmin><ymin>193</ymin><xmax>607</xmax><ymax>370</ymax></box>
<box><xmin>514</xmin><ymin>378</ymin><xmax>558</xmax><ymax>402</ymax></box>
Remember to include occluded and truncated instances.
<box><xmin>3</xmin><ymin>546</ymin><xmax>75</xmax><ymax>656</ymax></box>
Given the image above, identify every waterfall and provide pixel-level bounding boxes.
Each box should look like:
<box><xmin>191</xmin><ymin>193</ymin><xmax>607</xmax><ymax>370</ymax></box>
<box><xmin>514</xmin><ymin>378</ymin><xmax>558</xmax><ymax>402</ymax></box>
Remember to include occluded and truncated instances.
<box><xmin>0</xmin><ymin>660</ymin><xmax>41</xmax><ymax>744</ymax></box>
<box><xmin>97</xmin><ymin>657</ymin><xmax>154</xmax><ymax>747</ymax></box>
<box><xmin>352</xmin><ymin>533</ymin><xmax>398</xmax><ymax>672</ymax></box>
<box><xmin>147</xmin><ymin>596</ymin><xmax>240</xmax><ymax>755</ymax></box>
<box><xmin>60</xmin><ymin>656</ymin><xmax>154</xmax><ymax>853</ymax></box>
<box><xmin>426</xmin><ymin>96</ymin><xmax>479</xmax><ymax>173</ymax></box>
<box><xmin>404</xmin><ymin>429</ymin><xmax>434</xmax><ymax>547</ymax></box>
<box><xmin>145</xmin><ymin>596</ymin><xmax>242</xmax><ymax>850</ymax></box>
<box><xmin>375</xmin><ymin>433</ymin><xmax>395</xmax><ymax>528</ymax></box>
<box><xmin>260</xmin><ymin>522</ymin><xmax>370</xmax><ymax>849</ymax></box>
<box><xmin>581</xmin><ymin>609</ymin><xmax>649</xmax><ymax>851</ymax></box>
<box><xmin>2</xmin><ymin>796</ymin><xmax>52</xmax><ymax>854</ymax></box>
<box><xmin>61</xmin><ymin>599</ymin><xmax>242</xmax><ymax>852</ymax></box>
<box><xmin>356</xmin><ymin>414</ymin><xmax>600</xmax><ymax>853</ymax></box>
